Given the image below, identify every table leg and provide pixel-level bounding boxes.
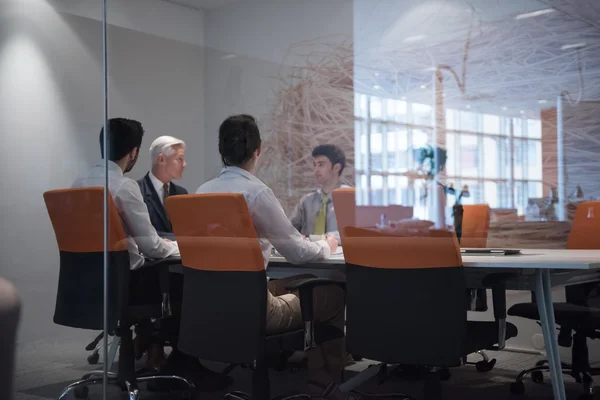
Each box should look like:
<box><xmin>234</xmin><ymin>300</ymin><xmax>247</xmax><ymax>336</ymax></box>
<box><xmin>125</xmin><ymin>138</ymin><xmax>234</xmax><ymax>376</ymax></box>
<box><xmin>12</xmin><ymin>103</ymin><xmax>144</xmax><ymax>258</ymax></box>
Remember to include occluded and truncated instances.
<box><xmin>534</xmin><ymin>269</ymin><xmax>566</xmax><ymax>400</ymax></box>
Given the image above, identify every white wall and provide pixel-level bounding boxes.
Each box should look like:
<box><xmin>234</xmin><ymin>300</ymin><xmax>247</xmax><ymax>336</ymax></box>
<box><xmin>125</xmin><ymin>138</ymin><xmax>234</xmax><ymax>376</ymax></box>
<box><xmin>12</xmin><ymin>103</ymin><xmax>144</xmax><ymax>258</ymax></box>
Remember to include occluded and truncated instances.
<box><xmin>0</xmin><ymin>0</ymin><xmax>204</xmax><ymax>343</ymax></box>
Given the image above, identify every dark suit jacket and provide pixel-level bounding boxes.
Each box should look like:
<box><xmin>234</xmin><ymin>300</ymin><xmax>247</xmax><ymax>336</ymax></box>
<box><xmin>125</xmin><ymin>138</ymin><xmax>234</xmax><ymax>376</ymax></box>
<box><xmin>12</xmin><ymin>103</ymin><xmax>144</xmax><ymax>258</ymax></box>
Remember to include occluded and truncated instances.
<box><xmin>138</xmin><ymin>173</ymin><xmax>188</xmax><ymax>239</ymax></box>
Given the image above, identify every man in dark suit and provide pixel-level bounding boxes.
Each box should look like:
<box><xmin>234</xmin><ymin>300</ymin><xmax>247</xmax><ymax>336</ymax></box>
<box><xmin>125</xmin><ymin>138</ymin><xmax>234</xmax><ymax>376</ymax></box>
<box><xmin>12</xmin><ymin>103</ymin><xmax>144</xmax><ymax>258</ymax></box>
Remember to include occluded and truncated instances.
<box><xmin>136</xmin><ymin>136</ymin><xmax>233</xmax><ymax>390</ymax></box>
<box><xmin>138</xmin><ymin>135</ymin><xmax>188</xmax><ymax>239</ymax></box>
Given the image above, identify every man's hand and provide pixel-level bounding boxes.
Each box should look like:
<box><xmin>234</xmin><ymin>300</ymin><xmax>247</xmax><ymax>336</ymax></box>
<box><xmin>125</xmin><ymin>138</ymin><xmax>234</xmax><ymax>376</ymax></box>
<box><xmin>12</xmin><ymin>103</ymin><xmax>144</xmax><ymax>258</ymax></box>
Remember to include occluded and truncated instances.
<box><xmin>326</xmin><ymin>235</ymin><xmax>338</xmax><ymax>254</ymax></box>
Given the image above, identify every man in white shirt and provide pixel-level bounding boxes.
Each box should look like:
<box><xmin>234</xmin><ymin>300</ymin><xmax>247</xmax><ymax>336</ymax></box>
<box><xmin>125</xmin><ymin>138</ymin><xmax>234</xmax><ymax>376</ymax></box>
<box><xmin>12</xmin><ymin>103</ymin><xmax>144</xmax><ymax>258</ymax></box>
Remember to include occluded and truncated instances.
<box><xmin>289</xmin><ymin>144</ymin><xmax>349</xmax><ymax>244</ymax></box>
<box><xmin>197</xmin><ymin>115</ymin><xmax>346</xmax><ymax>397</ymax></box>
<box><xmin>138</xmin><ymin>136</ymin><xmax>188</xmax><ymax>240</ymax></box>
<box><xmin>74</xmin><ymin>118</ymin><xmax>232</xmax><ymax>391</ymax></box>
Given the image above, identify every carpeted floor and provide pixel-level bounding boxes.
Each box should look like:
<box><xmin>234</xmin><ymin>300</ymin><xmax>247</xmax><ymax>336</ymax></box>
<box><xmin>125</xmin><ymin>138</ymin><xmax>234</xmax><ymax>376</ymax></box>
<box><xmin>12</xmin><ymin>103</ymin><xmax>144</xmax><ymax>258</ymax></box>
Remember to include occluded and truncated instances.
<box><xmin>14</xmin><ymin>335</ymin><xmax>590</xmax><ymax>399</ymax></box>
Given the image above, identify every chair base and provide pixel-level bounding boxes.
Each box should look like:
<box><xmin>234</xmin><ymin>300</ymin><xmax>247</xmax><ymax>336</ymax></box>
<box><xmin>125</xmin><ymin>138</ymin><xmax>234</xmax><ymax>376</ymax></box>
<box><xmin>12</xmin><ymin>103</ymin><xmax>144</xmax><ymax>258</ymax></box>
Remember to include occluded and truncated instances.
<box><xmin>464</xmin><ymin>350</ymin><xmax>497</xmax><ymax>373</ymax></box>
<box><xmin>57</xmin><ymin>370</ymin><xmax>195</xmax><ymax>400</ymax></box>
<box><xmin>510</xmin><ymin>360</ymin><xmax>600</xmax><ymax>398</ymax></box>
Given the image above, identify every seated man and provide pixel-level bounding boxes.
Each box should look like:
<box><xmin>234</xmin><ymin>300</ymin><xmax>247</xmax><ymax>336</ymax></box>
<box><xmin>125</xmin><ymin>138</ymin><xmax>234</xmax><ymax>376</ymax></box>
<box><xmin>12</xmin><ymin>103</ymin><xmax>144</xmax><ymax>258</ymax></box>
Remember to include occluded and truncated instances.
<box><xmin>197</xmin><ymin>115</ymin><xmax>346</xmax><ymax>398</ymax></box>
<box><xmin>73</xmin><ymin>118</ymin><xmax>231</xmax><ymax>391</ymax></box>
<box><xmin>135</xmin><ymin>135</ymin><xmax>188</xmax><ymax>366</ymax></box>
<box><xmin>138</xmin><ymin>135</ymin><xmax>188</xmax><ymax>240</ymax></box>
<box><xmin>289</xmin><ymin>144</ymin><xmax>349</xmax><ymax>244</ymax></box>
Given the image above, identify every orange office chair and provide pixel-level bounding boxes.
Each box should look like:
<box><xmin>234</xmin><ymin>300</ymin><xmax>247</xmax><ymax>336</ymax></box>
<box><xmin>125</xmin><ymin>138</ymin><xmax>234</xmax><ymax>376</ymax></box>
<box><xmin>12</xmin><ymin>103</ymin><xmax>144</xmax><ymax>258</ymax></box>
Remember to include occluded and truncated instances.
<box><xmin>341</xmin><ymin>226</ymin><xmax>516</xmax><ymax>399</ymax></box>
<box><xmin>460</xmin><ymin>204</ymin><xmax>491</xmax><ymax>248</ymax></box>
<box><xmin>165</xmin><ymin>193</ymin><xmax>345</xmax><ymax>400</ymax></box>
<box><xmin>44</xmin><ymin>187</ymin><xmax>191</xmax><ymax>400</ymax></box>
<box><xmin>509</xmin><ymin>201</ymin><xmax>600</xmax><ymax>397</ymax></box>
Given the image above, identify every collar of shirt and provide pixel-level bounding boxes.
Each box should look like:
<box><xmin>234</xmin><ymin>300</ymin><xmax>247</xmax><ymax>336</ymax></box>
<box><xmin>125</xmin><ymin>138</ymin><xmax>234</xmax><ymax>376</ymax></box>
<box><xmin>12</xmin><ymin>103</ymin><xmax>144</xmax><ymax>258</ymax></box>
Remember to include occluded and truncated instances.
<box><xmin>219</xmin><ymin>166</ymin><xmax>258</xmax><ymax>182</ymax></box>
<box><xmin>149</xmin><ymin>171</ymin><xmax>169</xmax><ymax>202</ymax></box>
<box><xmin>316</xmin><ymin>183</ymin><xmax>344</xmax><ymax>202</ymax></box>
<box><xmin>96</xmin><ymin>159</ymin><xmax>124</xmax><ymax>176</ymax></box>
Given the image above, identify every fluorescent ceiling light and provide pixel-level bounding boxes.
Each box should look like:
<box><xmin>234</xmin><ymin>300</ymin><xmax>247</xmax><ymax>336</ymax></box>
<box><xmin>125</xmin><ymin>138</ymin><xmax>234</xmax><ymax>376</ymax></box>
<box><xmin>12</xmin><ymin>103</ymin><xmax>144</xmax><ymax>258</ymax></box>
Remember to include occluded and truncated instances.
<box><xmin>373</xmin><ymin>85</ymin><xmax>381</xmax><ymax>90</ymax></box>
<box><xmin>538</xmin><ymin>99</ymin><xmax>548</xmax><ymax>104</ymax></box>
<box><xmin>515</xmin><ymin>8</ymin><xmax>554</xmax><ymax>20</ymax></box>
<box><xmin>420</xmin><ymin>84</ymin><xmax>427</xmax><ymax>89</ymax></box>
<box><xmin>561</xmin><ymin>42</ymin><xmax>586</xmax><ymax>50</ymax></box>
<box><xmin>465</xmin><ymin>105</ymin><xmax>471</xmax><ymax>109</ymax></box>
<box><xmin>374</xmin><ymin>72</ymin><xmax>380</xmax><ymax>77</ymax></box>
<box><xmin>502</xmin><ymin>106</ymin><xmax>508</xmax><ymax>111</ymax></box>
<box><xmin>403</xmin><ymin>34</ymin><xmax>427</xmax><ymax>43</ymax></box>
<box><xmin>221</xmin><ymin>54</ymin><xmax>237</xmax><ymax>60</ymax></box>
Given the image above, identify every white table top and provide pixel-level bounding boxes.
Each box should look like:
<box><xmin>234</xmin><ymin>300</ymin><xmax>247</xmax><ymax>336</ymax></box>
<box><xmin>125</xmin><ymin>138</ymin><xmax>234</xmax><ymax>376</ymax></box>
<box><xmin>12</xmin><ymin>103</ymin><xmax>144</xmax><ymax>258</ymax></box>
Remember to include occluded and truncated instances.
<box><xmin>269</xmin><ymin>248</ymin><xmax>600</xmax><ymax>270</ymax></box>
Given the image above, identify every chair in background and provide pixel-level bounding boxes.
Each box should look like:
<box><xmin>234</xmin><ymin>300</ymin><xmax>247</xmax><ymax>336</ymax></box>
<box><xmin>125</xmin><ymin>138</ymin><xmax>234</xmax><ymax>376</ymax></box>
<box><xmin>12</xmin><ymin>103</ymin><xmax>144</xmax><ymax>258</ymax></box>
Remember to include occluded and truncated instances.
<box><xmin>43</xmin><ymin>187</ymin><xmax>192</xmax><ymax>400</ymax></box>
<box><xmin>165</xmin><ymin>193</ymin><xmax>345</xmax><ymax>400</ymax></box>
<box><xmin>460</xmin><ymin>204</ymin><xmax>491</xmax><ymax>248</ymax></box>
<box><xmin>0</xmin><ymin>277</ymin><xmax>21</xmax><ymax>400</ymax></box>
<box><xmin>331</xmin><ymin>187</ymin><xmax>413</xmax><ymax>243</ymax></box>
<box><xmin>340</xmin><ymin>226</ymin><xmax>517</xmax><ymax>400</ymax></box>
<box><xmin>508</xmin><ymin>201</ymin><xmax>600</xmax><ymax>399</ymax></box>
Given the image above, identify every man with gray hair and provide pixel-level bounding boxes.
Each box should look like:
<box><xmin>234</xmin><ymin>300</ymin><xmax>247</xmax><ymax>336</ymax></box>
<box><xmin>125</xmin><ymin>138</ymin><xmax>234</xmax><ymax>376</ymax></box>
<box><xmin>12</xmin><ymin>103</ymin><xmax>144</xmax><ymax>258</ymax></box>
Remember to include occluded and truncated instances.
<box><xmin>138</xmin><ymin>135</ymin><xmax>188</xmax><ymax>239</ymax></box>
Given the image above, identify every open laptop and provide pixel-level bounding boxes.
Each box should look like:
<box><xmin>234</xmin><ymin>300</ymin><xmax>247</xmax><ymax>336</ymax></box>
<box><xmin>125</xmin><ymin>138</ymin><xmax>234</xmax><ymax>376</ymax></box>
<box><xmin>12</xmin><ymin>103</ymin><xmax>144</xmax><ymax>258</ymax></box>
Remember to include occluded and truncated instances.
<box><xmin>460</xmin><ymin>248</ymin><xmax>522</xmax><ymax>255</ymax></box>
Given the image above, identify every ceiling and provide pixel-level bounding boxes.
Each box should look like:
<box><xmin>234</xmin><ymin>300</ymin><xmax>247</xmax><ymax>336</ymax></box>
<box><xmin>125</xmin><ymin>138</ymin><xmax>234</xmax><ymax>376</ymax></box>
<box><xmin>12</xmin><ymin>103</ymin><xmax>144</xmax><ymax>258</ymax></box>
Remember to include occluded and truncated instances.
<box><xmin>354</xmin><ymin>0</ymin><xmax>600</xmax><ymax>116</ymax></box>
<box><xmin>162</xmin><ymin>0</ymin><xmax>241</xmax><ymax>10</ymax></box>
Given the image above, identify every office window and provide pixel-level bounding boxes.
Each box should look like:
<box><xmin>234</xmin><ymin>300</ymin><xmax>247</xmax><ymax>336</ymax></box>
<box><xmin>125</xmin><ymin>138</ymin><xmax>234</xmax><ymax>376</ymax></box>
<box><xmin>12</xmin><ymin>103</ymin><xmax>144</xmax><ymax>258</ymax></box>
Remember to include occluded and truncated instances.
<box><xmin>355</xmin><ymin>93</ymin><xmax>543</xmax><ymax>214</ymax></box>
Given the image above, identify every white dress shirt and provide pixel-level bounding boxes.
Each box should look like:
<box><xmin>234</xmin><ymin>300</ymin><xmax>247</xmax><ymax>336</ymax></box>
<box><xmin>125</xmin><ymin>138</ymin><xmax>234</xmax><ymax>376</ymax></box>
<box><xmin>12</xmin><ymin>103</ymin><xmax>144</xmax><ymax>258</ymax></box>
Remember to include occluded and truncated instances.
<box><xmin>196</xmin><ymin>166</ymin><xmax>331</xmax><ymax>269</ymax></box>
<box><xmin>149</xmin><ymin>171</ymin><xmax>170</xmax><ymax>205</ymax></box>
<box><xmin>72</xmin><ymin>160</ymin><xmax>180</xmax><ymax>269</ymax></box>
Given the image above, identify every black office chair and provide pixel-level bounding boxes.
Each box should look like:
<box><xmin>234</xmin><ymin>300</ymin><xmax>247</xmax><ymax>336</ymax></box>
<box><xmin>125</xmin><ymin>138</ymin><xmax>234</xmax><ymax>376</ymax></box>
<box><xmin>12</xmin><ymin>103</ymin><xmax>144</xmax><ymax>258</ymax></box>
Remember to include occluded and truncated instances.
<box><xmin>44</xmin><ymin>187</ymin><xmax>193</xmax><ymax>400</ymax></box>
<box><xmin>508</xmin><ymin>201</ymin><xmax>600</xmax><ymax>399</ymax></box>
<box><xmin>341</xmin><ymin>226</ymin><xmax>517</xmax><ymax>400</ymax></box>
<box><xmin>166</xmin><ymin>193</ymin><xmax>346</xmax><ymax>400</ymax></box>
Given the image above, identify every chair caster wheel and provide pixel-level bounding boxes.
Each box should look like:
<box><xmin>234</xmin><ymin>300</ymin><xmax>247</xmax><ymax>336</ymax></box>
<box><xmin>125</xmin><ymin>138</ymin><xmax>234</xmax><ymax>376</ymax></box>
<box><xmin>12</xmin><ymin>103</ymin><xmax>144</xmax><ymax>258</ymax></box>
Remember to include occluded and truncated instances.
<box><xmin>531</xmin><ymin>371</ymin><xmax>544</xmax><ymax>384</ymax></box>
<box><xmin>510</xmin><ymin>381</ymin><xmax>525</xmax><ymax>395</ymax></box>
<box><xmin>74</xmin><ymin>385</ymin><xmax>89</xmax><ymax>399</ymax></box>
<box><xmin>475</xmin><ymin>359</ymin><xmax>496</xmax><ymax>372</ymax></box>
<box><xmin>87</xmin><ymin>352</ymin><xmax>99</xmax><ymax>365</ymax></box>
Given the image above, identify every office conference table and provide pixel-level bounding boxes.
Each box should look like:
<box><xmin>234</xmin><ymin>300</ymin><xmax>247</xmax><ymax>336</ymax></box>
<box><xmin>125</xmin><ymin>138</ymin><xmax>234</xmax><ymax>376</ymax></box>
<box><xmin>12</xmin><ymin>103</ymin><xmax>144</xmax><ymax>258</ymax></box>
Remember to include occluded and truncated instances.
<box><xmin>268</xmin><ymin>248</ymin><xmax>600</xmax><ymax>400</ymax></box>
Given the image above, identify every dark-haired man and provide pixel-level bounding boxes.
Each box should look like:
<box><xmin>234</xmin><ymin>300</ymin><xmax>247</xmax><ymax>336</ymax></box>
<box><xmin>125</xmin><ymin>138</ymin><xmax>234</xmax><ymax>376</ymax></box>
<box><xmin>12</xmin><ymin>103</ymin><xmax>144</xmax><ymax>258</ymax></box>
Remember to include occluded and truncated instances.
<box><xmin>73</xmin><ymin>118</ymin><xmax>232</xmax><ymax>391</ymax></box>
<box><xmin>290</xmin><ymin>144</ymin><xmax>349</xmax><ymax>244</ymax></box>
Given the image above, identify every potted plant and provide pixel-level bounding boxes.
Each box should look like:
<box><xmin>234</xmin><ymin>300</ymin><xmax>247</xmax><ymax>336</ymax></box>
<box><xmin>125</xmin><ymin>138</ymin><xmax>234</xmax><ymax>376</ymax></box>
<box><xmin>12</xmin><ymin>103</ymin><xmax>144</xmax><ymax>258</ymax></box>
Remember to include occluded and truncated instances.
<box><xmin>409</xmin><ymin>145</ymin><xmax>448</xmax><ymax>227</ymax></box>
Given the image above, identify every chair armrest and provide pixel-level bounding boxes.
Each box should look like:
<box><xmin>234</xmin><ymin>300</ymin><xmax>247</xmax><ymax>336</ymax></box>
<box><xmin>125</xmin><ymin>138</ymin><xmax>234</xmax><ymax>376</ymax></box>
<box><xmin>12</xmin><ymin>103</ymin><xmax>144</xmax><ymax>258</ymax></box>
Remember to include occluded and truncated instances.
<box><xmin>283</xmin><ymin>277</ymin><xmax>346</xmax><ymax>350</ymax></box>
<box><xmin>481</xmin><ymin>273</ymin><xmax>517</xmax><ymax>350</ymax></box>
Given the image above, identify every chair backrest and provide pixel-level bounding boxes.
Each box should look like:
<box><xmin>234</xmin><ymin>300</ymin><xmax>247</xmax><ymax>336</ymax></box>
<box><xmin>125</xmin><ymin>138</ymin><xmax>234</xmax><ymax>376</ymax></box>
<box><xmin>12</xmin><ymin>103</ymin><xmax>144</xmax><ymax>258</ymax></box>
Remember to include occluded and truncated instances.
<box><xmin>165</xmin><ymin>193</ymin><xmax>267</xmax><ymax>364</ymax></box>
<box><xmin>43</xmin><ymin>187</ymin><xmax>129</xmax><ymax>331</ymax></box>
<box><xmin>332</xmin><ymin>188</ymin><xmax>413</xmax><ymax>242</ymax></box>
<box><xmin>343</xmin><ymin>226</ymin><xmax>467</xmax><ymax>367</ymax></box>
<box><xmin>0</xmin><ymin>278</ymin><xmax>21</xmax><ymax>400</ymax></box>
<box><xmin>567</xmin><ymin>201</ymin><xmax>600</xmax><ymax>250</ymax></box>
<box><xmin>460</xmin><ymin>204</ymin><xmax>491</xmax><ymax>248</ymax></box>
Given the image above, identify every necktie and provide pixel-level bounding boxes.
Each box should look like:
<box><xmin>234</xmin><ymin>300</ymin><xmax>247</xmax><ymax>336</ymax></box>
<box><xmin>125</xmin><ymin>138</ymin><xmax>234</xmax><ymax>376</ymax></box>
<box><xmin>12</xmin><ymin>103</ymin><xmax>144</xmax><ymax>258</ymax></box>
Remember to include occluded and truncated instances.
<box><xmin>162</xmin><ymin>183</ymin><xmax>170</xmax><ymax>204</ymax></box>
<box><xmin>313</xmin><ymin>195</ymin><xmax>329</xmax><ymax>235</ymax></box>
